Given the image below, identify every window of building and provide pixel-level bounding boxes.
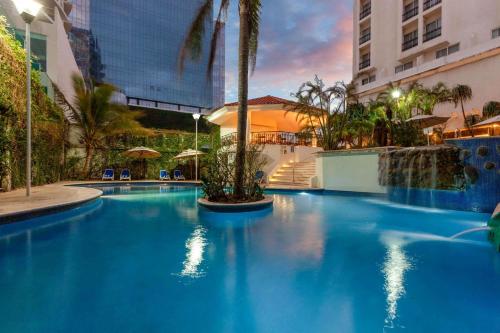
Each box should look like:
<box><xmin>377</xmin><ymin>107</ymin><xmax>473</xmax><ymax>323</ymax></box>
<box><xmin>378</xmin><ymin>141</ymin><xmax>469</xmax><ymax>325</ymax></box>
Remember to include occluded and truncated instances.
<box><xmin>492</xmin><ymin>27</ymin><xmax>500</xmax><ymax>39</ymax></box>
<box><xmin>359</xmin><ymin>28</ymin><xmax>371</xmax><ymax>45</ymax></box>
<box><xmin>361</xmin><ymin>75</ymin><xmax>376</xmax><ymax>85</ymax></box>
<box><xmin>424</xmin><ymin>18</ymin><xmax>442</xmax><ymax>42</ymax></box>
<box><xmin>436</xmin><ymin>43</ymin><xmax>460</xmax><ymax>59</ymax></box>
<box><xmin>402</xmin><ymin>30</ymin><xmax>418</xmax><ymax>51</ymax></box>
<box><xmin>359</xmin><ymin>52</ymin><xmax>371</xmax><ymax>70</ymax></box>
<box><xmin>403</xmin><ymin>0</ymin><xmax>419</xmax><ymax>22</ymax></box>
<box><xmin>395</xmin><ymin>61</ymin><xmax>414</xmax><ymax>74</ymax></box>
<box><xmin>359</xmin><ymin>0</ymin><xmax>371</xmax><ymax>20</ymax></box>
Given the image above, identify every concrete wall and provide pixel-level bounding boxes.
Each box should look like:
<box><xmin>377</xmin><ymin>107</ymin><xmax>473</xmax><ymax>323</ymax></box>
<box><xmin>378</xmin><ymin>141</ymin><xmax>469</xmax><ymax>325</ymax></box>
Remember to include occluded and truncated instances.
<box><xmin>316</xmin><ymin>148</ymin><xmax>389</xmax><ymax>194</ymax></box>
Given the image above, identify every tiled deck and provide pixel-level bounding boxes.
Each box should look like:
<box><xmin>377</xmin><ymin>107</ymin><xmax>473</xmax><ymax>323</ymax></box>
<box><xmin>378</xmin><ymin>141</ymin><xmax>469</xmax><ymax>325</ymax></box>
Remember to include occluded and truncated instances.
<box><xmin>0</xmin><ymin>182</ymin><xmax>102</xmax><ymax>223</ymax></box>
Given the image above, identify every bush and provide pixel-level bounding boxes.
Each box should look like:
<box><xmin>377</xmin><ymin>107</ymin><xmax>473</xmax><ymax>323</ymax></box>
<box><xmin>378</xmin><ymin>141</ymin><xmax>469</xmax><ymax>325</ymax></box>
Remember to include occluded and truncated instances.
<box><xmin>201</xmin><ymin>140</ymin><xmax>267</xmax><ymax>203</ymax></box>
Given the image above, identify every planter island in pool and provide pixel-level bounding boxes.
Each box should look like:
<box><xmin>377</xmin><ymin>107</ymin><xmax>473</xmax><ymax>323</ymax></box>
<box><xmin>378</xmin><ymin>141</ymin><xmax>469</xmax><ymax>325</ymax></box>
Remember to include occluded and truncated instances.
<box><xmin>198</xmin><ymin>196</ymin><xmax>274</xmax><ymax>212</ymax></box>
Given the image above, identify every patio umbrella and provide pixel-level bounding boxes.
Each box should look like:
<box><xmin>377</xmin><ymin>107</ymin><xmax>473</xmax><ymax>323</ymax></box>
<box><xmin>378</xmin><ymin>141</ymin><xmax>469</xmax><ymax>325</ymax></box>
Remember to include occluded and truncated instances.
<box><xmin>122</xmin><ymin>147</ymin><xmax>161</xmax><ymax>159</ymax></box>
<box><xmin>406</xmin><ymin>115</ymin><xmax>450</xmax><ymax>128</ymax></box>
<box><xmin>122</xmin><ymin>147</ymin><xmax>161</xmax><ymax>179</ymax></box>
<box><xmin>173</xmin><ymin>149</ymin><xmax>206</xmax><ymax>160</ymax></box>
<box><xmin>407</xmin><ymin>115</ymin><xmax>450</xmax><ymax>146</ymax></box>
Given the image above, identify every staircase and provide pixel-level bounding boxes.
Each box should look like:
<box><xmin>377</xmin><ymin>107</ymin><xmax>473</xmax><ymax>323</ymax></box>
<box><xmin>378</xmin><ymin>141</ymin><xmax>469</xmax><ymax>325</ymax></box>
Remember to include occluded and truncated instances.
<box><xmin>269</xmin><ymin>160</ymin><xmax>316</xmax><ymax>188</ymax></box>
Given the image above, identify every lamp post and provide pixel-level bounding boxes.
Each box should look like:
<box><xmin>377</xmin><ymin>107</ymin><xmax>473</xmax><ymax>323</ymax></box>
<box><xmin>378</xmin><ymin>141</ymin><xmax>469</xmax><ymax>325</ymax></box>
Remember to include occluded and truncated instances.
<box><xmin>13</xmin><ymin>0</ymin><xmax>42</xmax><ymax>197</ymax></box>
<box><xmin>192</xmin><ymin>113</ymin><xmax>202</xmax><ymax>181</ymax></box>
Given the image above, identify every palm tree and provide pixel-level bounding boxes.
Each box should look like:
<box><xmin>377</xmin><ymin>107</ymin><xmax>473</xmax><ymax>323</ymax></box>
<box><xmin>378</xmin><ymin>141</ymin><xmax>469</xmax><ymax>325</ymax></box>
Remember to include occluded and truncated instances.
<box><xmin>450</xmin><ymin>84</ymin><xmax>474</xmax><ymax>137</ymax></box>
<box><xmin>179</xmin><ymin>0</ymin><xmax>262</xmax><ymax>199</ymax></box>
<box><xmin>288</xmin><ymin>77</ymin><xmax>353</xmax><ymax>150</ymax></box>
<box><xmin>417</xmin><ymin>82</ymin><xmax>450</xmax><ymax>115</ymax></box>
<box><xmin>70</xmin><ymin>74</ymin><xmax>148</xmax><ymax>177</ymax></box>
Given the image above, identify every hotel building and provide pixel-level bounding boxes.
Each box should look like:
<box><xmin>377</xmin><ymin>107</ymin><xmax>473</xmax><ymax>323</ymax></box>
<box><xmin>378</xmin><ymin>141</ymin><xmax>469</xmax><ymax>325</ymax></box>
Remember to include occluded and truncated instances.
<box><xmin>69</xmin><ymin>0</ymin><xmax>225</xmax><ymax>114</ymax></box>
<box><xmin>353</xmin><ymin>0</ymin><xmax>500</xmax><ymax>130</ymax></box>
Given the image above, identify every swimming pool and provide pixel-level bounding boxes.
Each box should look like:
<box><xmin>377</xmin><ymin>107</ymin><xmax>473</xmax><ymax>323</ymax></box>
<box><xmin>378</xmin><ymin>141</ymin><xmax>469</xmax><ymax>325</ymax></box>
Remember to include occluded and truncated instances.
<box><xmin>0</xmin><ymin>185</ymin><xmax>499</xmax><ymax>332</ymax></box>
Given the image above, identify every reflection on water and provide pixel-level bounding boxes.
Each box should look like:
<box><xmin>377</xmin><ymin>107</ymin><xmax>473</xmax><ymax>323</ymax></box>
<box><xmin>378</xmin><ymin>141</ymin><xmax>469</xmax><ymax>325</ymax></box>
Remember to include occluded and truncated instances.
<box><xmin>180</xmin><ymin>226</ymin><xmax>207</xmax><ymax>278</ymax></box>
<box><xmin>382</xmin><ymin>241</ymin><xmax>412</xmax><ymax>329</ymax></box>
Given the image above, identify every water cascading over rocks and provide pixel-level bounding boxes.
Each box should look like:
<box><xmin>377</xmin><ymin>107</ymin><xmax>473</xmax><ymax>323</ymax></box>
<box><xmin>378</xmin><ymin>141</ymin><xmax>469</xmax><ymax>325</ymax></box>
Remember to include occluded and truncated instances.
<box><xmin>378</xmin><ymin>145</ymin><xmax>466</xmax><ymax>190</ymax></box>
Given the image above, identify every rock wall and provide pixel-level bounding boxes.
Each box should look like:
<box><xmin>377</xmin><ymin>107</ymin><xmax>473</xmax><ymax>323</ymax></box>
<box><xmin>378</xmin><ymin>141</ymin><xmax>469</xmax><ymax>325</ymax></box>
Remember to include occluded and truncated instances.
<box><xmin>378</xmin><ymin>146</ymin><xmax>465</xmax><ymax>190</ymax></box>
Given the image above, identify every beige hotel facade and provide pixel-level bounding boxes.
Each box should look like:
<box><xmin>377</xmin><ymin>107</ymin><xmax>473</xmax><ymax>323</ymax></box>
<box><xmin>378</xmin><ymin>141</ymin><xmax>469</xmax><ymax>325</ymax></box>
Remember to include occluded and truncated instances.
<box><xmin>352</xmin><ymin>0</ymin><xmax>500</xmax><ymax>131</ymax></box>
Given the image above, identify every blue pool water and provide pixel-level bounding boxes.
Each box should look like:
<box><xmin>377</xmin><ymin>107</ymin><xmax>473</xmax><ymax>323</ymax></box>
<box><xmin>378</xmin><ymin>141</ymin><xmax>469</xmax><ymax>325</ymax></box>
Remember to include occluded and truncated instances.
<box><xmin>0</xmin><ymin>185</ymin><xmax>499</xmax><ymax>333</ymax></box>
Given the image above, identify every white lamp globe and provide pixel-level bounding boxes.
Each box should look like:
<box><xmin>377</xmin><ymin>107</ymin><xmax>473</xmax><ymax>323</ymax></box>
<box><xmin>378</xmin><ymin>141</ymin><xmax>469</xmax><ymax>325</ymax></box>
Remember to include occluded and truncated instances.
<box><xmin>391</xmin><ymin>89</ymin><xmax>402</xmax><ymax>99</ymax></box>
<box><xmin>192</xmin><ymin>113</ymin><xmax>201</xmax><ymax>121</ymax></box>
<box><xmin>12</xmin><ymin>0</ymin><xmax>42</xmax><ymax>22</ymax></box>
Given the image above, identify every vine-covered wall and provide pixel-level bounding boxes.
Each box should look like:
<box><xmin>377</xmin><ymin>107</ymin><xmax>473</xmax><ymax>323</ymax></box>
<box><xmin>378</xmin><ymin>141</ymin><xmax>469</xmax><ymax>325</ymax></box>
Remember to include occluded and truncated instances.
<box><xmin>0</xmin><ymin>16</ymin><xmax>66</xmax><ymax>191</ymax></box>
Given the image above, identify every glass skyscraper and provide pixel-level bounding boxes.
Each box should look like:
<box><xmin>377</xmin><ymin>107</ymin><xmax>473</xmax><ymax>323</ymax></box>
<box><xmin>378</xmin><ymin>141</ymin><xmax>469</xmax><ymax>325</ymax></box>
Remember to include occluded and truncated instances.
<box><xmin>69</xmin><ymin>0</ymin><xmax>224</xmax><ymax>113</ymax></box>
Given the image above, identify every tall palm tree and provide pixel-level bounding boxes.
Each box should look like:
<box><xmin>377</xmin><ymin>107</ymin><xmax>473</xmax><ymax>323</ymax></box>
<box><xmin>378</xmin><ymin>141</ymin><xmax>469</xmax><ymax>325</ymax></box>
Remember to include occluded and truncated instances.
<box><xmin>70</xmin><ymin>74</ymin><xmax>148</xmax><ymax>177</ymax></box>
<box><xmin>179</xmin><ymin>0</ymin><xmax>262</xmax><ymax>199</ymax></box>
<box><xmin>450</xmin><ymin>84</ymin><xmax>474</xmax><ymax>137</ymax></box>
<box><xmin>417</xmin><ymin>82</ymin><xmax>450</xmax><ymax>115</ymax></box>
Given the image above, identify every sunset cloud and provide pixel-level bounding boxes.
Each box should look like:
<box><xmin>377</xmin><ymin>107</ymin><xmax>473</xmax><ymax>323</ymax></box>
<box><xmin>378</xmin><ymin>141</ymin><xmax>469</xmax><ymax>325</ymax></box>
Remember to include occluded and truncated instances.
<box><xmin>224</xmin><ymin>0</ymin><xmax>354</xmax><ymax>102</ymax></box>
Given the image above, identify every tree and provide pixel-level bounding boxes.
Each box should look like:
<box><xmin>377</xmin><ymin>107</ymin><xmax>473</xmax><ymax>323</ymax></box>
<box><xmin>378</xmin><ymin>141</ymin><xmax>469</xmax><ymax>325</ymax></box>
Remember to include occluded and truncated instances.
<box><xmin>483</xmin><ymin>101</ymin><xmax>500</xmax><ymax>119</ymax></box>
<box><xmin>288</xmin><ymin>76</ymin><xmax>353</xmax><ymax>150</ymax></box>
<box><xmin>70</xmin><ymin>74</ymin><xmax>148</xmax><ymax>177</ymax></box>
<box><xmin>450</xmin><ymin>84</ymin><xmax>474</xmax><ymax>137</ymax></box>
<box><xmin>416</xmin><ymin>82</ymin><xmax>450</xmax><ymax>115</ymax></box>
<box><xmin>179</xmin><ymin>0</ymin><xmax>262</xmax><ymax>199</ymax></box>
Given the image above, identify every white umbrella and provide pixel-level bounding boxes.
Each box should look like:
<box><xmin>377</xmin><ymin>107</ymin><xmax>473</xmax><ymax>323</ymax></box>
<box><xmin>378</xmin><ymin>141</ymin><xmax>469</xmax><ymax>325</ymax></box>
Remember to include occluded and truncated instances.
<box><xmin>122</xmin><ymin>147</ymin><xmax>161</xmax><ymax>159</ymax></box>
<box><xmin>406</xmin><ymin>115</ymin><xmax>450</xmax><ymax>128</ymax></box>
<box><xmin>173</xmin><ymin>149</ymin><xmax>206</xmax><ymax>160</ymax></box>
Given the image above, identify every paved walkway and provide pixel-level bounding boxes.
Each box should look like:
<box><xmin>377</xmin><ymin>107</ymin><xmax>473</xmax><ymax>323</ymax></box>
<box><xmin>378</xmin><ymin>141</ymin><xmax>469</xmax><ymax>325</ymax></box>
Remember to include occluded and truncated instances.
<box><xmin>0</xmin><ymin>182</ymin><xmax>102</xmax><ymax>222</ymax></box>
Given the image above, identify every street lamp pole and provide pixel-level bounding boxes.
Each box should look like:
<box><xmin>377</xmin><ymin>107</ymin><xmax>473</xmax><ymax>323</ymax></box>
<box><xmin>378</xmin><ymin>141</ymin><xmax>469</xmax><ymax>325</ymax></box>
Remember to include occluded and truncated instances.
<box><xmin>192</xmin><ymin>113</ymin><xmax>202</xmax><ymax>181</ymax></box>
<box><xmin>13</xmin><ymin>0</ymin><xmax>42</xmax><ymax>197</ymax></box>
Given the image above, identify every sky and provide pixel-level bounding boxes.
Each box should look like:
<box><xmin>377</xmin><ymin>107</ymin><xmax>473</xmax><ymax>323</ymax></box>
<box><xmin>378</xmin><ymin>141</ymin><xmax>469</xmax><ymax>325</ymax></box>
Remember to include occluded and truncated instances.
<box><xmin>223</xmin><ymin>0</ymin><xmax>354</xmax><ymax>102</ymax></box>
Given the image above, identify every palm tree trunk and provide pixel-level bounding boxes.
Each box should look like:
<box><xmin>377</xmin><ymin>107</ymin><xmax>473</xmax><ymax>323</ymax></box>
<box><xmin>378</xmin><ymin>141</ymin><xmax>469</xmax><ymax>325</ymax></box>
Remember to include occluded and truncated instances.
<box><xmin>83</xmin><ymin>145</ymin><xmax>94</xmax><ymax>179</ymax></box>
<box><xmin>461</xmin><ymin>100</ymin><xmax>474</xmax><ymax>137</ymax></box>
<box><xmin>234</xmin><ymin>1</ymin><xmax>250</xmax><ymax>199</ymax></box>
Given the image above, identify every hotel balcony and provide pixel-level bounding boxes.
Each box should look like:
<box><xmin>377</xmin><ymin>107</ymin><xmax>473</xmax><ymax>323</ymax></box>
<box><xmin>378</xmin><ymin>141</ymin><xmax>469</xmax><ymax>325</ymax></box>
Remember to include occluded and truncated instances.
<box><xmin>359</xmin><ymin>3</ymin><xmax>371</xmax><ymax>20</ymax></box>
<box><xmin>402</xmin><ymin>6</ymin><xmax>418</xmax><ymax>22</ymax></box>
<box><xmin>423</xmin><ymin>27</ymin><xmax>442</xmax><ymax>42</ymax></box>
<box><xmin>222</xmin><ymin>131</ymin><xmax>314</xmax><ymax>147</ymax></box>
<box><xmin>423</xmin><ymin>0</ymin><xmax>442</xmax><ymax>11</ymax></box>
<box><xmin>402</xmin><ymin>37</ymin><xmax>418</xmax><ymax>51</ymax></box>
<box><xmin>359</xmin><ymin>32</ymin><xmax>371</xmax><ymax>45</ymax></box>
<box><xmin>359</xmin><ymin>58</ymin><xmax>371</xmax><ymax>70</ymax></box>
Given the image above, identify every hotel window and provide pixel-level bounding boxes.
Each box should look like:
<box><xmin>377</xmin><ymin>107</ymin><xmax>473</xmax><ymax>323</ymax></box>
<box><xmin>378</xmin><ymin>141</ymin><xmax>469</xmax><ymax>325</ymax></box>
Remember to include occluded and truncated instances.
<box><xmin>362</xmin><ymin>75</ymin><xmax>376</xmax><ymax>85</ymax></box>
<box><xmin>359</xmin><ymin>53</ymin><xmax>371</xmax><ymax>70</ymax></box>
<box><xmin>424</xmin><ymin>18</ymin><xmax>442</xmax><ymax>42</ymax></box>
<box><xmin>402</xmin><ymin>0</ymin><xmax>419</xmax><ymax>22</ymax></box>
<box><xmin>395</xmin><ymin>61</ymin><xmax>413</xmax><ymax>74</ymax></box>
<box><xmin>359</xmin><ymin>28</ymin><xmax>371</xmax><ymax>45</ymax></box>
<box><xmin>436</xmin><ymin>43</ymin><xmax>460</xmax><ymax>59</ymax></box>
<box><xmin>402</xmin><ymin>30</ymin><xmax>418</xmax><ymax>51</ymax></box>
<box><xmin>493</xmin><ymin>27</ymin><xmax>500</xmax><ymax>39</ymax></box>
<box><xmin>359</xmin><ymin>1</ymin><xmax>371</xmax><ymax>20</ymax></box>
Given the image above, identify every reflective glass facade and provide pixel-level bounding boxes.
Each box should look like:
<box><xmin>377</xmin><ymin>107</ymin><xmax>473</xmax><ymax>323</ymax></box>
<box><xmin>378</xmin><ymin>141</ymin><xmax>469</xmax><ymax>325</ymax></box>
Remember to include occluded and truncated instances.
<box><xmin>69</xmin><ymin>0</ymin><xmax>224</xmax><ymax>112</ymax></box>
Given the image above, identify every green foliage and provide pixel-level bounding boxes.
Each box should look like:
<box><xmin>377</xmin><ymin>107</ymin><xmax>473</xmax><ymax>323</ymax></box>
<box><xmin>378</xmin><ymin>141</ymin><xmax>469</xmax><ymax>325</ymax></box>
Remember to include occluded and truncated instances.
<box><xmin>483</xmin><ymin>101</ymin><xmax>500</xmax><ymax>119</ymax></box>
<box><xmin>0</xmin><ymin>16</ymin><xmax>66</xmax><ymax>190</ymax></box>
<box><xmin>70</xmin><ymin>74</ymin><xmax>151</xmax><ymax>176</ymax></box>
<box><xmin>201</xmin><ymin>140</ymin><xmax>267</xmax><ymax>203</ymax></box>
<box><xmin>134</xmin><ymin>107</ymin><xmax>213</xmax><ymax>133</ymax></box>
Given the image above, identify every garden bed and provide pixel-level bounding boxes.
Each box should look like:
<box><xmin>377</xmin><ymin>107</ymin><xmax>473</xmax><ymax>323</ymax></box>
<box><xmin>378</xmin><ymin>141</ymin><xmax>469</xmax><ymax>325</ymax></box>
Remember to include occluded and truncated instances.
<box><xmin>198</xmin><ymin>196</ymin><xmax>274</xmax><ymax>212</ymax></box>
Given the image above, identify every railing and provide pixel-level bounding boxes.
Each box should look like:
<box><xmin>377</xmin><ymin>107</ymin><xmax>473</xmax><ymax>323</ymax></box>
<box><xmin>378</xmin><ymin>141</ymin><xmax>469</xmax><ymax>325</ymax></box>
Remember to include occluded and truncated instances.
<box><xmin>423</xmin><ymin>0</ymin><xmax>441</xmax><ymax>11</ymax></box>
<box><xmin>359</xmin><ymin>4</ymin><xmax>371</xmax><ymax>20</ymax></box>
<box><xmin>423</xmin><ymin>27</ymin><xmax>441</xmax><ymax>42</ymax></box>
<box><xmin>359</xmin><ymin>32</ymin><xmax>371</xmax><ymax>45</ymax></box>
<box><xmin>402</xmin><ymin>6</ymin><xmax>419</xmax><ymax>21</ymax></box>
<box><xmin>359</xmin><ymin>59</ymin><xmax>371</xmax><ymax>70</ymax></box>
<box><xmin>402</xmin><ymin>37</ymin><xmax>418</xmax><ymax>51</ymax></box>
<box><xmin>221</xmin><ymin>132</ymin><xmax>313</xmax><ymax>147</ymax></box>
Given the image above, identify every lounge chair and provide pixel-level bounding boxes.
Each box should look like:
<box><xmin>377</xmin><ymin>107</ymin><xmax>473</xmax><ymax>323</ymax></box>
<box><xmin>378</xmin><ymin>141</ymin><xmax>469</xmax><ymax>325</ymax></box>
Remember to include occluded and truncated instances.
<box><xmin>102</xmin><ymin>169</ymin><xmax>114</xmax><ymax>181</ymax></box>
<box><xmin>255</xmin><ymin>170</ymin><xmax>265</xmax><ymax>185</ymax></box>
<box><xmin>120</xmin><ymin>169</ymin><xmax>131</xmax><ymax>181</ymax></box>
<box><xmin>173</xmin><ymin>170</ymin><xmax>186</xmax><ymax>181</ymax></box>
<box><xmin>160</xmin><ymin>170</ymin><xmax>171</xmax><ymax>181</ymax></box>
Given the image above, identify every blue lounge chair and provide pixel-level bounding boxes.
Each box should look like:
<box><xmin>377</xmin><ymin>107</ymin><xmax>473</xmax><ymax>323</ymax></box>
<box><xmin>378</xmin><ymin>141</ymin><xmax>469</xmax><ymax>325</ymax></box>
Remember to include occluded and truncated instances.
<box><xmin>160</xmin><ymin>170</ymin><xmax>170</xmax><ymax>181</ymax></box>
<box><xmin>174</xmin><ymin>170</ymin><xmax>185</xmax><ymax>181</ymax></box>
<box><xmin>102</xmin><ymin>169</ymin><xmax>114</xmax><ymax>181</ymax></box>
<box><xmin>255</xmin><ymin>170</ymin><xmax>265</xmax><ymax>185</ymax></box>
<box><xmin>120</xmin><ymin>169</ymin><xmax>131</xmax><ymax>181</ymax></box>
